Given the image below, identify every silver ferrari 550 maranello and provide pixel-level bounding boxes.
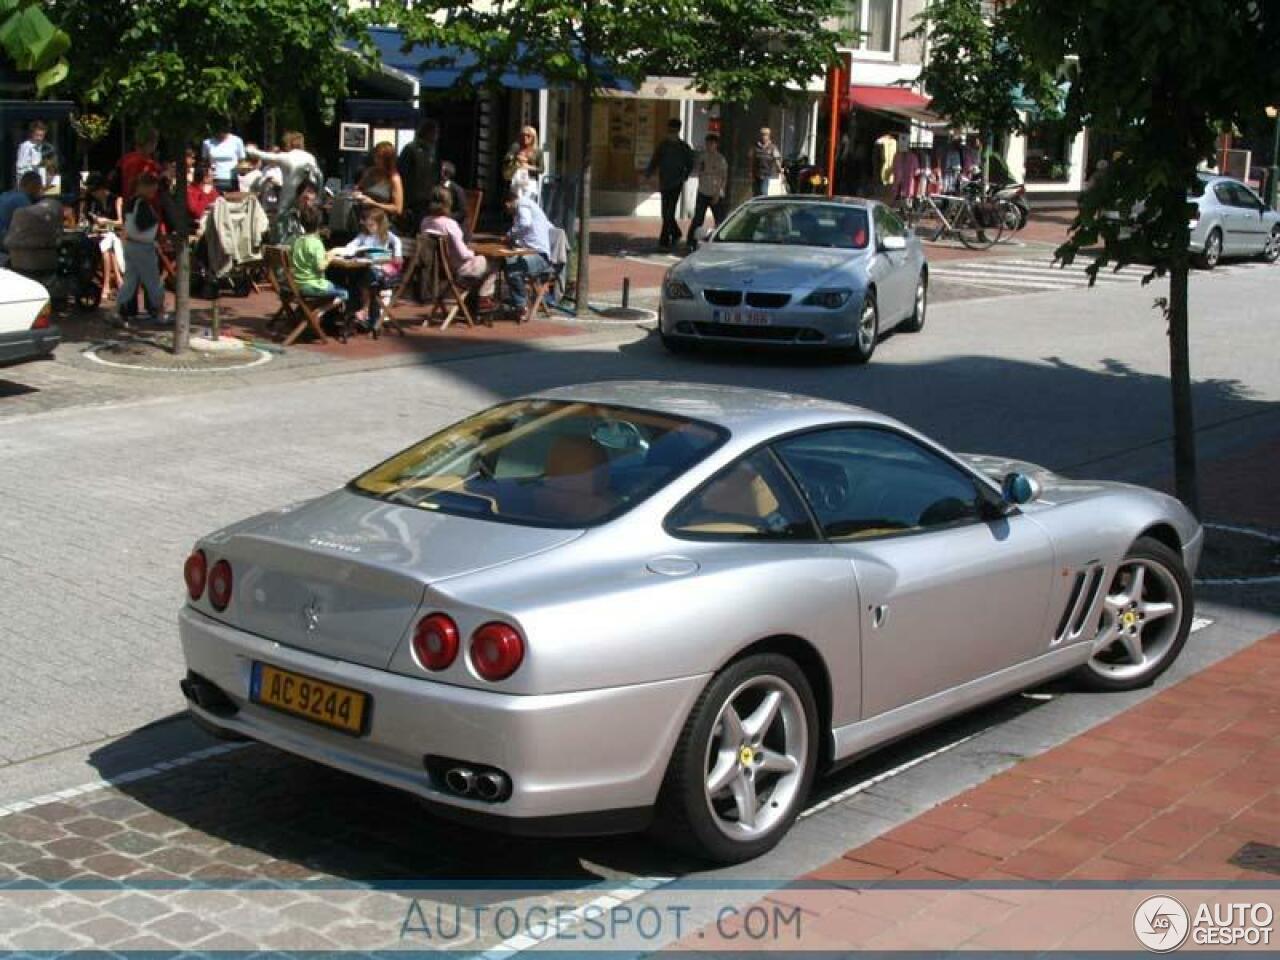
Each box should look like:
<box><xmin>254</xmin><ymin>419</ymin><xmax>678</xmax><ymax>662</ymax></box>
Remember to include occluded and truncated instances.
<box><xmin>659</xmin><ymin>196</ymin><xmax>927</xmax><ymax>363</ymax></box>
<box><xmin>180</xmin><ymin>382</ymin><xmax>1202</xmax><ymax>863</ymax></box>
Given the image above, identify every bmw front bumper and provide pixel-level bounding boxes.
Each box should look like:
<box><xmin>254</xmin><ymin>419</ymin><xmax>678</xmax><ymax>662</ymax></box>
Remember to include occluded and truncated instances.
<box><xmin>660</xmin><ymin>296</ymin><xmax>863</xmax><ymax>348</ymax></box>
<box><xmin>179</xmin><ymin>607</ymin><xmax>708</xmax><ymax>833</ymax></box>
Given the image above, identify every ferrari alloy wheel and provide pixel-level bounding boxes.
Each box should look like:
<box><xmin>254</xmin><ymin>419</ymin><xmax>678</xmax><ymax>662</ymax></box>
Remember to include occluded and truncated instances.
<box><xmin>1075</xmin><ymin>536</ymin><xmax>1192</xmax><ymax>691</ymax></box>
<box><xmin>657</xmin><ymin>653</ymin><xmax>818</xmax><ymax>864</ymax></box>
<box><xmin>1260</xmin><ymin>226</ymin><xmax>1280</xmax><ymax>264</ymax></box>
<box><xmin>846</xmin><ymin>293</ymin><xmax>878</xmax><ymax>364</ymax></box>
<box><xmin>1198</xmin><ymin>228</ymin><xmax>1223</xmax><ymax>269</ymax></box>
<box><xmin>901</xmin><ymin>273</ymin><xmax>927</xmax><ymax>333</ymax></box>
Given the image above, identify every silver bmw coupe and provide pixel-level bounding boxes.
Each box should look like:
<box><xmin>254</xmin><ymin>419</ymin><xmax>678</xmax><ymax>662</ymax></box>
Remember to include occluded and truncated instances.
<box><xmin>180</xmin><ymin>382</ymin><xmax>1201</xmax><ymax>863</ymax></box>
<box><xmin>659</xmin><ymin>196</ymin><xmax>928</xmax><ymax>363</ymax></box>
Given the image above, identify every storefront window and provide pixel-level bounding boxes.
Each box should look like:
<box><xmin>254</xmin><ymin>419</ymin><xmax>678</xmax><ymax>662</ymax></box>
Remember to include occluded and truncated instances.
<box><xmin>591</xmin><ymin>98</ymin><xmax>680</xmax><ymax>191</ymax></box>
<box><xmin>1024</xmin><ymin>119</ymin><xmax>1072</xmax><ymax>183</ymax></box>
<box><xmin>839</xmin><ymin>0</ymin><xmax>896</xmax><ymax>55</ymax></box>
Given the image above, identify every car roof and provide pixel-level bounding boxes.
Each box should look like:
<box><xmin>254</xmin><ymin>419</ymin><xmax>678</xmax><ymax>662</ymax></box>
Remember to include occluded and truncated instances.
<box><xmin>743</xmin><ymin>195</ymin><xmax>874</xmax><ymax>209</ymax></box>
<box><xmin>530</xmin><ymin>380</ymin><xmax>883</xmax><ymax>432</ymax></box>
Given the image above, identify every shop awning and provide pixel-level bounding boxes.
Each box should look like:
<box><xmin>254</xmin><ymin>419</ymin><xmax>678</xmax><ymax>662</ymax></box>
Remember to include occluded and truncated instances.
<box><xmin>361</xmin><ymin>28</ymin><xmax>633</xmax><ymax>92</ymax></box>
<box><xmin>847</xmin><ymin>85</ymin><xmax>941</xmax><ymax>125</ymax></box>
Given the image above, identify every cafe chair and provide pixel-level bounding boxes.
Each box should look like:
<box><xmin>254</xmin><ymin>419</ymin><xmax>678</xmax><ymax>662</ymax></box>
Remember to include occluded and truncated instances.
<box><xmin>262</xmin><ymin>245</ymin><xmax>332</xmax><ymax>345</ymax></box>
<box><xmin>464</xmin><ymin>188</ymin><xmax>484</xmax><ymax>236</ymax></box>
<box><xmin>425</xmin><ymin>232</ymin><xmax>477</xmax><ymax>330</ymax></box>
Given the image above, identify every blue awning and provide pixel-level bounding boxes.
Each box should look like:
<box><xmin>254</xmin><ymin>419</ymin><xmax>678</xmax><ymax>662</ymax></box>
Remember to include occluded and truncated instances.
<box><xmin>360</xmin><ymin>27</ymin><xmax>632</xmax><ymax>92</ymax></box>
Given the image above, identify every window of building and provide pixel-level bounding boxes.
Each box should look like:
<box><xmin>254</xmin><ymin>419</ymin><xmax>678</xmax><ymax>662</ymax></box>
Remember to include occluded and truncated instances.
<box><xmin>839</xmin><ymin>0</ymin><xmax>896</xmax><ymax>57</ymax></box>
<box><xmin>1023</xmin><ymin>118</ymin><xmax>1073</xmax><ymax>183</ymax></box>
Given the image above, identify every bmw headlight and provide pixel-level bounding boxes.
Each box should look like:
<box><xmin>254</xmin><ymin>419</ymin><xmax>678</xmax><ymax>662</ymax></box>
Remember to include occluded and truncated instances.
<box><xmin>802</xmin><ymin>288</ymin><xmax>853</xmax><ymax>309</ymax></box>
<box><xmin>664</xmin><ymin>277</ymin><xmax>694</xmax><ymax>300</ymax></box>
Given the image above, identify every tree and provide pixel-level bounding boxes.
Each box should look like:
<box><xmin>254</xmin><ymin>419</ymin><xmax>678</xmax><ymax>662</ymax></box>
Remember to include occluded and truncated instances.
<box><xmin>1</xmin><ymin>0</ymin><xmax>69</xmax><ymax>94</ymax></box>
<box><xmin>372</xmin><ymin>0</ymin><xmax>845</xmax><ymax>316</ymax></box>
<box><xmin>1013</xmin><ymin>0</ymin><xmax>1280</xmax><ymax>515</ymax></box>
<box><xmin>53</xmin><ymin>0</ymin><xmax>374</xmax><ymax>352</ymax></box>
<box><xmin>905</xmin><ymin>0</ymin><xmax>1058</xmax><ymax>181</ymax></box>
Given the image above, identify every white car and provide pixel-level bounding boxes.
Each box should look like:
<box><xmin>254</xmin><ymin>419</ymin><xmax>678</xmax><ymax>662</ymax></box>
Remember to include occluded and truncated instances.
<box><xmin>0</xmin><ymin>268</ymin><xmax>58</xmax><ymax>369</ymax></box>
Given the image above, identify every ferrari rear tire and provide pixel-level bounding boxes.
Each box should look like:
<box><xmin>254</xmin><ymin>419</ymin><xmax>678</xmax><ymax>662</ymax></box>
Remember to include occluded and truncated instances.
<box><xmin>655</xmin><ymin>653</ymin><xmax>818</xmax><ymax>864</ymax></box>
<box><xmin>1073</xmin><ymin>536</ymin><xmax>1193</xmax><ymax>692</ymax></box>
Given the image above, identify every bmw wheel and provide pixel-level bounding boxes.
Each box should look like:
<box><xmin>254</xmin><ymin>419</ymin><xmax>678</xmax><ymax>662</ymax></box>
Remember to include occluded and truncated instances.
<box><xmin>1074</xmin><ymin>536</ymin><xmax>1192</xmax><ymax>692</ymax></box>
<box><xmin>900</xmin><ymin>273</ymin><xmax>927</xmax><ymax>333</ymax></box>
<box><xmin>1197</xmin><ymin>228</ymin><xmax>1223</xmax><ymax>269</ymax></box>
<box><xmin>657</xmin><ymin>653</ymin><xmax>818</xmax><ymax>864</ymax></box>
<box><xmin>845</xmin><ymin>293</ymin><xmax>879</xmax><ymax>364</ymax></box>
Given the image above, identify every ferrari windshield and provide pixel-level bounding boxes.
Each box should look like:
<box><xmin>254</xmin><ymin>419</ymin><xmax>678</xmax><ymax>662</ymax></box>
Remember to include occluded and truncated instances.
<box><xmin>352</xmin><ymin>400</ymin><xmax>726</xmax><ymax>528</ymax></box>
<box><xmin>715</xmin><ymin>202</ymin><xmax>870</xmax><ymax>249</ymax></box>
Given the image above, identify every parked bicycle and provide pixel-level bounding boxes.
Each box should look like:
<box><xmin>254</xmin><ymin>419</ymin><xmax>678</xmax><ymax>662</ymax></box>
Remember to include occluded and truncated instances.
<box><xmin>896</xmin><ymin>177</ymin><xmax>1015</xmax><ymax>250</ymax></box>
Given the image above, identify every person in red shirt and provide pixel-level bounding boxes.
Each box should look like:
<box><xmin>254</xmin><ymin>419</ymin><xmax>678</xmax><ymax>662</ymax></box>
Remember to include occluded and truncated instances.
<box><xmin>115</xmin><ymin>131</ymin><xmax>160</xmax><ymax>205</ymax></box>
<box><xmin>185</xmin><ymin>161</ymin><xmax>221</xmax><ymax>230</ymax></box>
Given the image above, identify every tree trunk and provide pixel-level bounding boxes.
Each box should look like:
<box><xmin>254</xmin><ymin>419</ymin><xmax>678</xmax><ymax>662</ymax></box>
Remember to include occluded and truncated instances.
<box><xmin>1167</xmin><ymin>263</ymin><xmax>1199</xmax><ymax>516</ymax></box>
<box><xmin>574</xmin><ymin>79</ymin><xmax>592</xmax><ymax>318</ymax></box>
<box><xmin>172</xmin><ymin>157</ymin><xmax>191</xmax><ymax>354</ymax></box>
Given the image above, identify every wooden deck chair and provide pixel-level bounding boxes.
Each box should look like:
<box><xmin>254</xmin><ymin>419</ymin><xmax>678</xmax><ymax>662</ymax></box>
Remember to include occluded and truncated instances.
<box><xmin>391</xmin><ymin>232</ymin><xmax>429</xmax><ymax>308</ymax></box>
<box><xmin>463</xmin><ymin>188</ymin><xmax>484</xmax><ymax>236</ymax></box>
<box><xmin>425</xmin><ymin>232</ymin><xmax>476</xmax><ymax>330</ymax></box>
<box><xmin>262</xmin><ymin>245</ymin><xmax>331</xmax><ymax>345</ymax></box>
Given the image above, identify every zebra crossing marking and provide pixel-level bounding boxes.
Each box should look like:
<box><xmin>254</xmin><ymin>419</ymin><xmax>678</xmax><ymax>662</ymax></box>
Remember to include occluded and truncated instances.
<box><xmin>930</xmin><ymin>256</ymin><xmax>1271</xmax><ymax>296</ymax></box>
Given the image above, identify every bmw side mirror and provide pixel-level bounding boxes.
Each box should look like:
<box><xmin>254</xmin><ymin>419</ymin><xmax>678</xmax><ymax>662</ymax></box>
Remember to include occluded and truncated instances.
<box><xmin>880</xmin><ymin>235</ymin><xmax>907</xmax><ymax>252</ymax></box>
<box><xmin>1001</xmin><ymin>471</ymin><xmax>1042</xmax><ymax>505</ymax></box>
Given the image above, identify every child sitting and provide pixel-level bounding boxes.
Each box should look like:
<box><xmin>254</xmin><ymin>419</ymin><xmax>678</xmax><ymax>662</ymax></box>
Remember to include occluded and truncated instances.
<box><xmin>334</xmin><ymin>208</ymin><xmax>402</xmax><ymax>331</ymax></box>
<box><xmin>288</xmin><ymin>204</ymin><xmax>347</xmax><ymax>316</ymax></box>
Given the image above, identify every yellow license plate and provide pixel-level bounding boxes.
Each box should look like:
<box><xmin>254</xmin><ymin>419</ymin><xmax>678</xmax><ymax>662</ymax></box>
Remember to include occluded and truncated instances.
<box><xmin>250</xmin><ymin>662</ymin><xmax>370</xmax><ymax>736</ymax></box>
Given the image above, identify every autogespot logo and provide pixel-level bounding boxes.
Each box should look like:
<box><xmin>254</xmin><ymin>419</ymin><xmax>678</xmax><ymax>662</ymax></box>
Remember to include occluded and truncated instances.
<box><xmin>1134</xmin><ymin>895</ymin><xmax>1191</xmax><ymax>952</ymax></box>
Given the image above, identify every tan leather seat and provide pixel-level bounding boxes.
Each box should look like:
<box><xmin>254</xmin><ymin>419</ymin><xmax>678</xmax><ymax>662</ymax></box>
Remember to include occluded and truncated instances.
<box><xmin>677</xmin><ymin>463</ymin><xmax>780</xmax><ymax>534</ymax></box>
<box><xmin>536</xmin><ymin>435</ymin><xmax>610</xmax><ymax>523</ymax></box>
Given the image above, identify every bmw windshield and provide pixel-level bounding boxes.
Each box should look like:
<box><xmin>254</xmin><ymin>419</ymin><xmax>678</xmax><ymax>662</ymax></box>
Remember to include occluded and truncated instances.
<box><xmin>714</xmin><ymin>202</ymin><xmax>870</xmax><ymax>249</ymax></box>
<box><xmin>352</xmin><ymin>400</ymin><xmax>726</xmax><ymax>528</ymax></box>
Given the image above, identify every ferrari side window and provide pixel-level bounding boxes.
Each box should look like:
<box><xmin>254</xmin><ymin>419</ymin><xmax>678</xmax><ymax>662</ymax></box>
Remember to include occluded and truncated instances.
<box><xmin>775</xmin><ymin>428</ymin><xmax>984</xmax><ymax>541</ymax></box>
<box><xmin>667</xmin><ymin>450</ymin><xmax>816</xmax><ymax>541</ymax></box>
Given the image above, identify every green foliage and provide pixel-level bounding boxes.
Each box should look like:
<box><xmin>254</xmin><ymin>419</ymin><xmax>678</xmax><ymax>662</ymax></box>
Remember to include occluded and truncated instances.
<box><xmin>906</xmin><ymin>0</ymin><xmax>1057</xmax><ymax>145</ymax></box>
<box><xmin>53</xmin><ymin>0</ymin><xmax>374</xmax><ymax>139</ymax></box>
<box><xmin>0</xmin><ymin>0</ymin><xmax>70</xmax><ymax>94</ymax></box>
<box><xmin>1013</xmin><ymin>0</ymin><xmax>1280</xmax><ymax>277</ymax></box>
<box><xmin>371</xmin><ymin>0</ymin><xmax>845</xmax><ymax>102</ymax></box>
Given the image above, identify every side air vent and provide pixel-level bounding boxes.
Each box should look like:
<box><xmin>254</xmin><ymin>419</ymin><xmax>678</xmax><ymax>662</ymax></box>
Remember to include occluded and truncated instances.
<box><xmin>1054</xmin><ymin>564</ymin><xmax>1105</xmax><ymax>645</ymax></box>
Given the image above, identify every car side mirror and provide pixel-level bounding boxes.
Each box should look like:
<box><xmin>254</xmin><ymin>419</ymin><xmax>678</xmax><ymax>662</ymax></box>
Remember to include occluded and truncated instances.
<box><xmin>1001</xmin><ymin>471</ymin><xmax>1042</xmax><ymax>506</ymax></box>
<box><xmin>880</xmin><ymin>235</ymin><xmax>907</xmax><ymax>252</ymax></box>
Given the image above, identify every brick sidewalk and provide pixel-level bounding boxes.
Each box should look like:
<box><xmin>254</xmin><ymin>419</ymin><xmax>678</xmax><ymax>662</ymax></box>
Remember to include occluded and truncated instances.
<box><xmin>684</xmin><ymin>631</ymin><xmax>1280</xmax><ymax>950</ymax></box>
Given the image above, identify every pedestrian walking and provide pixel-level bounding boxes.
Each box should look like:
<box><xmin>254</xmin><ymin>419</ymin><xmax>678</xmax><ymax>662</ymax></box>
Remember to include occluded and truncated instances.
<box><xmin>116</xmin><ymin>172</ymin><xmax>169</xmax><ymax>325</ymax></box>
<box><xmin>645</xmin><ymin>118</ymin><xmax>695</xmax><ymax>251</ymax></box>
<box><xmin>686</xmin><ymin>132</ymin><xmax>729</xmax><ymax>251</ymax></box>
<box><xmin>749</xmin><ymin>127</ymin><xmax>783</xmax><ymax>197</ymax></box>
<box><xmin>398</xmin><ymin>119</ymin><xmax>440</xmax><ymax>232</ymax></box>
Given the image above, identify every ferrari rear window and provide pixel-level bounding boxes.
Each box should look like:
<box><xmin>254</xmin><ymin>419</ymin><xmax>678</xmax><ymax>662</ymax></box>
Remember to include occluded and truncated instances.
<box><xmin>351</xmin><ymin>400</ymin><xmax>726</xmax><ymax>528</ymax></box>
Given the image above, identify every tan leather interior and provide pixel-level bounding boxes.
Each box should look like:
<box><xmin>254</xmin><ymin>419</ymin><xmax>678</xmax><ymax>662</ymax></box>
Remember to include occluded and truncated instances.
<box><xmin>700</xmin><ymin>465</ymin><xmax>779</xmax><ymax>519</ymax></box>
<box><xmin>535</xmin><ymin>435</ymin><xmax>610</xmax><ymax>522</ymax></box>
<box><xmin>545</xmin><ymin>435</ymin><xmax>608</xmax><ymax>484</ymax></box>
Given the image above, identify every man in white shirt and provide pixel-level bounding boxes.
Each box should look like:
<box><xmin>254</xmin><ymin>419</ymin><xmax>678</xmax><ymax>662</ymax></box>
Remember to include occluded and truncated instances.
<box><xmin>15</xmin><ymin>121</ymin><xmax>49</xmax><ymax>186</ymax></box>
<box><xmin>247</xmin><ymin>131</ymin><xmax>322</xmax><ymax>213</ymax></box>
<box><xmin>503</xmin><ymin>188</ymin><xmax>553</xmax><ymax>311</ymax></box>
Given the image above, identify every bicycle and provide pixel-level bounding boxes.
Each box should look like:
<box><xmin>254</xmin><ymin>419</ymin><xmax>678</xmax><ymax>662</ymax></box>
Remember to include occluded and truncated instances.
<box><xmin>895</xmin><ymin>177</ymin><xmax>1012</xmax><ymax>250</ymax></box>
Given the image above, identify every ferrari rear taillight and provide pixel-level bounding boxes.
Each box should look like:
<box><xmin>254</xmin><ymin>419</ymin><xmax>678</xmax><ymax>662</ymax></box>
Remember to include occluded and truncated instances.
<box><xmin>30</xmin><ymin>302</ymin><xmax>51</xmax><ymax>330</ymax></box>
<box><xmin>412</xmin><ymin>613</ymin><xmax>460</xmax><ymax>671</ymax></box>
<box><xmin>184</xmin><ymin>549</ymin><xmax>207</xmax><ymax>600</ymax></box>
<box><xmin>469</xmin><ymin>622</ymin><xmax>524</xmax><ymax>681</ymax></box>
<box><xmin>208</xmin><ymin>559</ymin><xmax>233</xmax><ymax>611</ymax></box>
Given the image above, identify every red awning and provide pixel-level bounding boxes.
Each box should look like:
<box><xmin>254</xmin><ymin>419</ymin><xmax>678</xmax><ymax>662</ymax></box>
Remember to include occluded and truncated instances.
<box><xmin>846</xmin><ymin>85</ymin><xmax>941</xmax><ymax>125</ymax></box>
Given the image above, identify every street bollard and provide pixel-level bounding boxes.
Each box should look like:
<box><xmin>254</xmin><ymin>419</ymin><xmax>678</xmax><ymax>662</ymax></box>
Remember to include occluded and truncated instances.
<box><xmin>622</xmin><ymin>277</ymin><xmax>630</xmax><ymax>309</ymax></box>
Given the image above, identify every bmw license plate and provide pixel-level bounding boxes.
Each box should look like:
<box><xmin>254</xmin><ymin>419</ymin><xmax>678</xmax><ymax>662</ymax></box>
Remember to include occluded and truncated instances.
<box><xmin>250</xmin><ymin>662</ymin><xmax>370</xmax><ymax>736</ymax></box>
<box><xmin>713</xmin><ymin>308</ymin><xmax>771</xmax><ymax>326</ymax></box>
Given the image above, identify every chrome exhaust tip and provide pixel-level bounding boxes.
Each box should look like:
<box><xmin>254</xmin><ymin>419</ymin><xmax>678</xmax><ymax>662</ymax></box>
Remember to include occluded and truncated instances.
<box><xmin>475</xmin><ymin>771</ymin><xmax>508</xmax><ymax>802</ymax></box>
<box><xmin>445</xmin><ymin>767</ymin><xmax>476</xmax><ymax>795</ymax></box>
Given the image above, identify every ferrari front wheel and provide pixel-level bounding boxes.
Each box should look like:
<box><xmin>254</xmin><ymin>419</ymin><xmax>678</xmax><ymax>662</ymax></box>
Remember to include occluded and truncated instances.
<box><xmin>1074</xmin><ymin>536</ymin><xmax>1192</xmax><ymax>691</ymax></box>
<box><xmin>656</xmin><ymin>653</ymin><xmax>818</xmax><ymax>864</ymax></box>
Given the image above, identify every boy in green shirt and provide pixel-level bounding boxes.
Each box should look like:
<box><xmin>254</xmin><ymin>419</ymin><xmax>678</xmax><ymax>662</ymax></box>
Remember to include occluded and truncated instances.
<box><xmin>289</xmin><ymin>205</ymin><xmax>348</xmax><ymax>308</ymax></box>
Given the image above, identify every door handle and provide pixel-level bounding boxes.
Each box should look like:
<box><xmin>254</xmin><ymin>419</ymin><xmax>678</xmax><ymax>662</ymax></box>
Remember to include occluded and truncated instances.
<box><xmin>871</xmin><ymin>604</ymin><xmax>889</xmax><ymax>629</ymax></box>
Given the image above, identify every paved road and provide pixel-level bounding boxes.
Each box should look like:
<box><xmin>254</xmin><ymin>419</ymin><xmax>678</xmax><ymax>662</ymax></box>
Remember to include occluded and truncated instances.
<box><xmin>0</xmin><ymin>265</ymin><xmax>1277</xmax><ymax>948</ymax></box>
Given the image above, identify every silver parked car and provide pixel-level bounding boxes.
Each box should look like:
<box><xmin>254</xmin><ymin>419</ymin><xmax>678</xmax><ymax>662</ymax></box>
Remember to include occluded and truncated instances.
<box><xmin>180</xmin><ymin>382</ymin><xmax>1202</xmax><ymax>863</ymax></box>
<box><xmin>1191</xmin><ymin>174</ymin><xmax>1280</xmax><ymax>268</ymax></box>
<box><xmin>659</xmin><ymin>197</ymin><xmax>927</xmax><ymax>363</ymax></box>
